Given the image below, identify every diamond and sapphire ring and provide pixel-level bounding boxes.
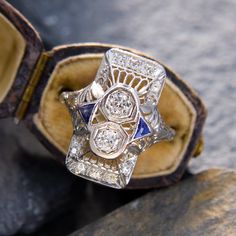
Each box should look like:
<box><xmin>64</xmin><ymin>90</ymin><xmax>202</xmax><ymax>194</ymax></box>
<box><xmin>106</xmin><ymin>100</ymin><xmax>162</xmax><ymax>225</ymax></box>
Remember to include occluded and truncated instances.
<box><xmin>60</xmin><ymin>48</ymin><xmax>175</xmax><ymax>189</ymax></box>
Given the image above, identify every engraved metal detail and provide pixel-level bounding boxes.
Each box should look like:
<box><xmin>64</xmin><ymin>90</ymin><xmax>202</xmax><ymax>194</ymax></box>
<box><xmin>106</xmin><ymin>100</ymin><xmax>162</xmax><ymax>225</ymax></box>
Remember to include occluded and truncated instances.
<box><xmin>61</xmin><ymin>48</ymin><xmax>175</xmax><ymax>189</ymax></box>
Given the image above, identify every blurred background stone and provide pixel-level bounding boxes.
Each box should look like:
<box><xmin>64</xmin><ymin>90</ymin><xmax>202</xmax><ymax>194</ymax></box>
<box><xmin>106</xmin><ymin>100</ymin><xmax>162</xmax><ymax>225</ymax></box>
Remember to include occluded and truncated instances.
<box><xmin>71</xmin><ymin>169</ymin><xmax>236</xmax><ymax>236</ymax></box>
<box><xmin>1</xmin><ymin>0</ymin><xmax>236</xmax><ymax>235</ymax></box>
<box><xmin>0</xmin><ymin>122</ymin><xmax>73</xmax><ymax>235</ymax></box>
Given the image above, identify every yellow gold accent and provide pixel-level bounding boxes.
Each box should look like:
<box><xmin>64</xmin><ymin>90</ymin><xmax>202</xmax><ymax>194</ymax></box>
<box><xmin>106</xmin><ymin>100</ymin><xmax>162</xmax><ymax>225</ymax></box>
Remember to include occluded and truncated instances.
<box><xmin>193</xmin><ymin>136</ymin><xmax>204</xmax><ymax>158</ymax></box>
<box><xmin>14</xmin><ymin>52</ymin><xmax>49</xmax><ymax>123</ymax></box>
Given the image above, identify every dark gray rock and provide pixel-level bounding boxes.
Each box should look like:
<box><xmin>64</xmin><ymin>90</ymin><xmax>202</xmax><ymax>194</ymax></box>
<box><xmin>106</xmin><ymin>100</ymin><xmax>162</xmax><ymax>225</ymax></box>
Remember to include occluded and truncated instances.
<box><xmin>71</xmin><ymin>169</ymin><xmax>236</xmax><ymax>236</ymax></box>
<box><xmin>0</xmin><ymin>120</ymin><xmax>74</xmax><ymax>235</ymax></box>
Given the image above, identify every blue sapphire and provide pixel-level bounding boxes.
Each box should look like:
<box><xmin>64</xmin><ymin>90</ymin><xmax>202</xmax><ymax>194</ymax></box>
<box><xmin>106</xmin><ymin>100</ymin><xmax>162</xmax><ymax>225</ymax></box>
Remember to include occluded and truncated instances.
<box><xmin>133</xmin><ymin>117</ymin><xmax>151</xmax><ymax>139</ymax></box>
<box><xmin>78</xmin><ymin>103</ymin><xmax>95</xmax><ymax>123</ymax></box>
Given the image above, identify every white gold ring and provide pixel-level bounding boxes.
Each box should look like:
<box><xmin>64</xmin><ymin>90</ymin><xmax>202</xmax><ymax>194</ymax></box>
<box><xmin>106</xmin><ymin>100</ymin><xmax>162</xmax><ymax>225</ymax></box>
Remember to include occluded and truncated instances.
<box><xmin>60</xmin><ymin>48</ymin><xmax>175</xmax><ymax>189</ymax></box>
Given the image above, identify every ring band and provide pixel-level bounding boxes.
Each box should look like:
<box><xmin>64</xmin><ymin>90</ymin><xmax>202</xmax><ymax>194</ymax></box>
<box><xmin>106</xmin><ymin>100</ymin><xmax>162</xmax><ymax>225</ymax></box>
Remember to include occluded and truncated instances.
<box><xmin>60</xmin><ymin>48</ymin><xmax>175</xmax><ymax>188</ymax></box>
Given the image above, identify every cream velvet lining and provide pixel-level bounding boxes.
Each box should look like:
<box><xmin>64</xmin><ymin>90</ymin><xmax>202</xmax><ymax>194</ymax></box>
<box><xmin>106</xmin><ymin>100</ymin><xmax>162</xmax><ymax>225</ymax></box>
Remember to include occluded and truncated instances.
<box><xmin>0</xmin><ymin>14</ymin><xmax>26</xmax><ymax>102</ymax></box>
<box><xmin>34</xmin><ymin>54</ymin><xmax>196</xmax><ymax>178</ymax></box>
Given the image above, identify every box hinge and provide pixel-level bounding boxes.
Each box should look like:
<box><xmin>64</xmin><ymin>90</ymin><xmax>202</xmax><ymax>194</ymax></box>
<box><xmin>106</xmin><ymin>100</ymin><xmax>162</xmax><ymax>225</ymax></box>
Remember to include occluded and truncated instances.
<box><xmin>193</xmin><ymin>136</ymin><xmax>204</xmax><ymax>158</ymax></box>
<box><xmin>14</xmin><ymin>52</ymin><xmax>49</xmax><ymax>123</ymax></box>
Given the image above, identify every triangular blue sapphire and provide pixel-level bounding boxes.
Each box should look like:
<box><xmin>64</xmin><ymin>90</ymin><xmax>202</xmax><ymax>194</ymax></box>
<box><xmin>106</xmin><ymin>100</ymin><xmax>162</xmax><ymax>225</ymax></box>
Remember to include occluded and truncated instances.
<box><xmin>78</xmin><ymin>103</ymin><xmax>95</xmax><ymax>123</ymax></box>
<box><xmin>133</xmin><ymin>117</ymin><xmax>152</xmax><ymax>139</ymax></box>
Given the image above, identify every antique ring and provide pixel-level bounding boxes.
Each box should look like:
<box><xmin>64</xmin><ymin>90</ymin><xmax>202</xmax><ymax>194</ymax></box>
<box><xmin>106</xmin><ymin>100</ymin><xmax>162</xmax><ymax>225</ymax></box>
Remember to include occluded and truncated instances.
<box><xmin>60</xmin><ymin>48</ymin><xmax>175</xmax><ymax>189</ymax></box>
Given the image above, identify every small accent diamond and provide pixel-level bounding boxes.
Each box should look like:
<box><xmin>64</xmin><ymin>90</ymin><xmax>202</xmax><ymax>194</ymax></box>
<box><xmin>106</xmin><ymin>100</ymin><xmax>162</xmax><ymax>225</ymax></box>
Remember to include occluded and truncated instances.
<box><xmin>105</xmin><ymin>173</ymin><xmax>117</xmax><ymax>184</ymax></box>
<box><xmin>121</xmin><ymin>157</ymin><xmax>137</xmax><ymax>176</ymax></box>
<box><xmin>150</xmin><ymin>81</ymin><xmax>162</xmax><ymax>93</ymax></box>
<box><xmin>89</xmin><ymin>168</ymin><xmax>102</xmax><ymax>179</ymax></box>
<box><xmin>71</xmin><ymin>148</ymin><xmax>77</xmax><ymax>155</ymax></box>
<box><xmin>109</xmin><ymin>49</ymin><xmax>165</xmax><ymax>78</ymax></box>
<box><xmin>75</xmin><ymin>162</ymin><xmax>86</xmax><ymax>175</ymax></box>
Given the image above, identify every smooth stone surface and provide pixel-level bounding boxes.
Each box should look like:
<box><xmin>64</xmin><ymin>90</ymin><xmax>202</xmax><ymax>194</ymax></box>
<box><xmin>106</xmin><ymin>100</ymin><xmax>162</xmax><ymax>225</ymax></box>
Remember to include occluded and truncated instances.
<box><xmin>0</xmin><ymin>120</ymin><xmax>74</xmax><ymax>235</ymax></box>
<box><xmin>71</xmin><ymin>169</ymin><xmax>236</xmax><ymax>236</ymax></box>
